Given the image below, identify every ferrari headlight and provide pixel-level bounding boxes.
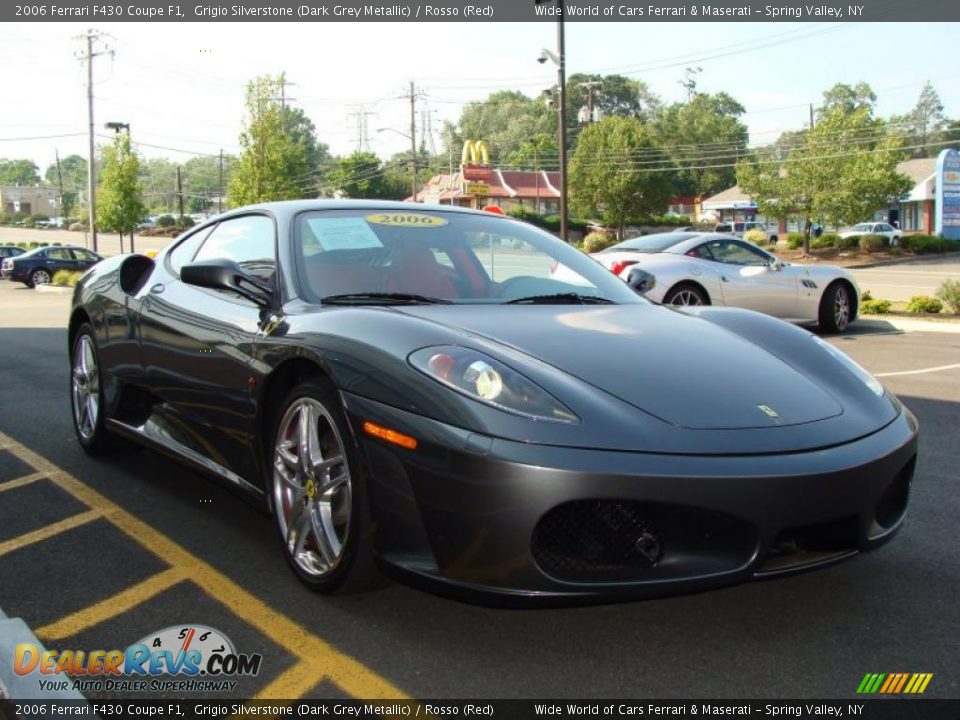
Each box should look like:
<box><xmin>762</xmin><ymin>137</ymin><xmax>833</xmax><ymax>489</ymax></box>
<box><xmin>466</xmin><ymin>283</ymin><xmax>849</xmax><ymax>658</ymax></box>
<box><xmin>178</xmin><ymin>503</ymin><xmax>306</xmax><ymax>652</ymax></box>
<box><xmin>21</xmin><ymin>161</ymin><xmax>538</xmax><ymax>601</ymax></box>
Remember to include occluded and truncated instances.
<box><xmin>409</xmin><ymin>346</ymin><xmax>578</xmax><ymax>423</ymax></box>
<box><xmin>813</xmin><ymin>335</ymin><xmax>884</xmax><ymax>396</ymax></box>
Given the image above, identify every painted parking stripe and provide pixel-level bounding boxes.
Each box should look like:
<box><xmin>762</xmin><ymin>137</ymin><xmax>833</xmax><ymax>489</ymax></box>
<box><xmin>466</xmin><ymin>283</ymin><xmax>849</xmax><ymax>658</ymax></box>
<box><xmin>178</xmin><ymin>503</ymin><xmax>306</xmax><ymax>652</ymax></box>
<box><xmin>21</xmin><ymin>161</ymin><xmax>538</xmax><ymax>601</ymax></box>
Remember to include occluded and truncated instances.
<box><xmin>0</xmin><ymin>509</ymin><xmax>101</xmax><ymax>558</ymax></box>
<box><xmin>0</xmin><ymin>471</ymin><xmax>46</xmax><ymax>493</ymax></box>
<box><xmin>875</xmin><ymin>363</ymin><xmax>960</xmax><ymax>377</ymax></box>
<box><xmin>0</xmin><ymin>431</ymin><xmax>409</xmax><ymax>700</ymax></box>
<box><xmin>37</xmin><ymin>567</ymin><xmax>189</xmax><ymax>642</ymax></box>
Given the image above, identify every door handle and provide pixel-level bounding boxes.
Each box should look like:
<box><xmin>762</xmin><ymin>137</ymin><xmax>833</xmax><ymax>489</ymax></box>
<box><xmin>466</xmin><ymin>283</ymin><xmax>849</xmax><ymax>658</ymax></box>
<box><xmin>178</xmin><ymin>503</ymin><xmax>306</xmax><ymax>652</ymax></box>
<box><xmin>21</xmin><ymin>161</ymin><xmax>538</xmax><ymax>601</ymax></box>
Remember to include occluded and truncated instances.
<box><xmin>149</xmin><ymin>283</ymin><xmax>165</xmax><ymax>295</ymax></box>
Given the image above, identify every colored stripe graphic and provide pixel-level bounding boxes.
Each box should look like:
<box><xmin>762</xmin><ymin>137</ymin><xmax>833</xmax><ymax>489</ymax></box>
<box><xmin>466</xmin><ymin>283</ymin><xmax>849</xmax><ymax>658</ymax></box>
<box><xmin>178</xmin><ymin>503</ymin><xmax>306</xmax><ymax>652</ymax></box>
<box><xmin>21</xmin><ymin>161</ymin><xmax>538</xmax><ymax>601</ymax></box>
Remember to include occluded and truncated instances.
<box><xmin>858</xmin><ymin>673</ymin><xmax>933</xmax><ymax>694</ymax></box>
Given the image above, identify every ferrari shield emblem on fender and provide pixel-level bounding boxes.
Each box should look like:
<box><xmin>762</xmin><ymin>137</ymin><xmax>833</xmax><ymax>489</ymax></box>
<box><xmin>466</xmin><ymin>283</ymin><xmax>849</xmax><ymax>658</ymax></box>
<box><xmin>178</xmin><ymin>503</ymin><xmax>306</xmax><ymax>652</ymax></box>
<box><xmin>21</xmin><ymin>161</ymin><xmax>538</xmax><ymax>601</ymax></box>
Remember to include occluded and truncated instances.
<box><xmin>757</xmin><ymin>404</ymin><xmax>780</xmax><ymax>418</ymax></box>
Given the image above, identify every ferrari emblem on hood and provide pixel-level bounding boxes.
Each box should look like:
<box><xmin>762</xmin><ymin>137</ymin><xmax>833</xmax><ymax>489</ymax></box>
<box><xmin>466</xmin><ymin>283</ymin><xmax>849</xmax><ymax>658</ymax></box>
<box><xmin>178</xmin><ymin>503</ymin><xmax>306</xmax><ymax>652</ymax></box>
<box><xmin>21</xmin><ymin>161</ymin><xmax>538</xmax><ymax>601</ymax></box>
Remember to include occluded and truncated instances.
<box><xmin>757</xmin><ymin>405</ymin><xmax>780</xmax><ymax>418</ymax></box>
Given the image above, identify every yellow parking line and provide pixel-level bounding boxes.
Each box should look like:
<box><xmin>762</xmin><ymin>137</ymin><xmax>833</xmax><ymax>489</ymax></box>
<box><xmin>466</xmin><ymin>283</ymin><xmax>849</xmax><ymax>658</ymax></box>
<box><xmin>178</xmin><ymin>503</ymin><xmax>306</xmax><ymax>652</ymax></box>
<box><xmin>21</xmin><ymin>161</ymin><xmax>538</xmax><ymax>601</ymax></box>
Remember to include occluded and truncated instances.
<box><xmin>0</xmin><ymin>509</ymin><xmax>101</xmax><ymax>558</ymax></box>
<box><xmin>252</xmin><ymin>660</ymin><xmax>326</xmax><ymax>701</ymax></box>
<box><xmin>0</xmin><ymin>431</ymin><xmax>409</xmax><ymax>701</ymax></box>
<box><xmin>36</xmin><ymin>567</ymin><xmax>189</xmax><ymax>642</ymax></box>
<box><xmin>0</xmin><ymin>471</ymin><xmax>48</xmax><ymax>493</ymax></box>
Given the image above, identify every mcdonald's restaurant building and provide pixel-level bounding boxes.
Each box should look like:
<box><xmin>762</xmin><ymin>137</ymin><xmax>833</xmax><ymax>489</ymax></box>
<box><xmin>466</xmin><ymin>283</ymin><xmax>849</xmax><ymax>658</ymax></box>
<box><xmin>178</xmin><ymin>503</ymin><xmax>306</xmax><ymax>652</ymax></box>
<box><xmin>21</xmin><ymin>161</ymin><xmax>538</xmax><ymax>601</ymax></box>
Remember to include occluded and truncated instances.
<box><xmin>410</xmin><ymin>140</ymin><xmax>562</xmax><ymax>214</ymax></box>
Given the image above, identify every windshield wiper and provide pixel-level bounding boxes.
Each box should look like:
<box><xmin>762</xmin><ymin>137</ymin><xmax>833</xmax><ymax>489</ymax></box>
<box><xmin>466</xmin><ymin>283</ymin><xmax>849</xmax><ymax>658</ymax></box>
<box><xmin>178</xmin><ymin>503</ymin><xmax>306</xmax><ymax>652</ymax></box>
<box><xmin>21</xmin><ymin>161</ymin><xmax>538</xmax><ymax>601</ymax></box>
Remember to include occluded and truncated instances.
<box><xmin>321</xmin><ymin>292</ymin><xmax>453</xmax><ymax>305</ymax></box>
<box><xmin>506</xmin><ymin>293</ymin><xmax>614</xmax><ymax>305</ymax></box>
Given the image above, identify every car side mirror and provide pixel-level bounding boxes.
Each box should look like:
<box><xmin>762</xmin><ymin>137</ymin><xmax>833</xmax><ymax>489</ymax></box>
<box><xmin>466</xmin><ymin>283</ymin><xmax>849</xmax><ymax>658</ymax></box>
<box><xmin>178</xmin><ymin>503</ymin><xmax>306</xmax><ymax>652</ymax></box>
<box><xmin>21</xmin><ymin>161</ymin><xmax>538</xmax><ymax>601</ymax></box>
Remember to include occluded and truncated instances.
<box><xmin>769</xmin><ymin>256</ymin><xmax>783</xmax><ymax>271</ymax></box>
<box><xmin>181</xmin><ymin>259</ymin><xmax>272</xmax><ymax>306</ymax></box>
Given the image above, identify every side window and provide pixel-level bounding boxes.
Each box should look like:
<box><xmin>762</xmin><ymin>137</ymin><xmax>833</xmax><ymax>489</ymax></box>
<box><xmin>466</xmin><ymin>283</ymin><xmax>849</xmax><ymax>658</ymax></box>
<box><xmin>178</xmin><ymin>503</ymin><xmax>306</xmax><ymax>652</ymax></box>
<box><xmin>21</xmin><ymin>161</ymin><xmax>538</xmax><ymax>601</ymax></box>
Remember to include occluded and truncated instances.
<box><xmin>686</xmin><ymin>244</ymin><xmax>714</xmax><ymax>260</ymax></box>
<box><xmin>169</xmin><ymin>225</ymin><xmax>216</xmax><ymax>276</ymax></box>
<box><xmin>710</xmin><ymin>241</ymin><xmax>768</xmax><ymax>266</ymax></box>
<box><xmin>47</xmin><ymin>248</ymin><xmax>71</xmax><ymax>260</ymax></box>
<box><xmin>194</xmin><ymin>215</ymin><xmax>275</xmax><ymax>283</ymax></box>
<box><xmin>71</xmin><ymin>249</ymin><xmax>97</xmax><ymax>262</ymax></box>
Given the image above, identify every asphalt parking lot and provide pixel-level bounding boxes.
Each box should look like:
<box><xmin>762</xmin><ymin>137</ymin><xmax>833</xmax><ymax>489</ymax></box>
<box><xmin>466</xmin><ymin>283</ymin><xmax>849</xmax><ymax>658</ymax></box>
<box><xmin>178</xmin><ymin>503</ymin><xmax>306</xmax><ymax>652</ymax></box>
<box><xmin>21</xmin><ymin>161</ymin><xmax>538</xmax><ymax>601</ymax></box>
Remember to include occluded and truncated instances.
<box><xmin>0</xmin><ymin>278</ymin><xmax>957</xmax><ymax>700</ymax></box>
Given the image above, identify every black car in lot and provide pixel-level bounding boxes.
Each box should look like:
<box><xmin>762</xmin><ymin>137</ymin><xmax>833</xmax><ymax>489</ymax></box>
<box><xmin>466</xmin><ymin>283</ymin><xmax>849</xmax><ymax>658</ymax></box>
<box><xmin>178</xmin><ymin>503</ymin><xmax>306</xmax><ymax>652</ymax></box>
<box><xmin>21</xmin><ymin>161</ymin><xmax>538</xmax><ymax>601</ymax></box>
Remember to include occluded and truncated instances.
<box><xmin>67</xmin><ymin>200</ymin><xmax>917</xmax><ymax>604</ymax></box>
<box><xmin>0</xmin><ymin>246</ymin><xmax>26</xmax><ymax>278</ymax></box>
<box><xmin>9</xmin><ymin>245</ymin><xmax>103</xmax><ymax>287</ymax></box>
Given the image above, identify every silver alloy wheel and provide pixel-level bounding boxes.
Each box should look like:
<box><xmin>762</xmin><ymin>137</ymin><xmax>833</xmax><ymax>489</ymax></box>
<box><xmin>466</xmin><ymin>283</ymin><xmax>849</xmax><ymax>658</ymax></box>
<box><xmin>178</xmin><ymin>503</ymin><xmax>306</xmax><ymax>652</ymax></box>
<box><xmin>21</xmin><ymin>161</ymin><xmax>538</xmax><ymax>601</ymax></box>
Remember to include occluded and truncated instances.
<box><xmin>32</xmin><ymin>269</ymin><xmax>51</xmax><ymax>285</ymax></box>
<box><xmin>72</xmin><ymin>335</ymin><xmax>100</xmax><ymax>440</ymax></box>
<box><xmin>834</xmin><ymin>286</ymin><xmax>850</xmax><ymax>331</ymax></box>
<box><xmin>670</xmin><ymin>289</ymin><xmax>703</xmax><ymax>306</ymax></box>
<box><xmin>272</xmin><ymin>398</ymin><xmax>352</xmax><ymax>577</ymax></box>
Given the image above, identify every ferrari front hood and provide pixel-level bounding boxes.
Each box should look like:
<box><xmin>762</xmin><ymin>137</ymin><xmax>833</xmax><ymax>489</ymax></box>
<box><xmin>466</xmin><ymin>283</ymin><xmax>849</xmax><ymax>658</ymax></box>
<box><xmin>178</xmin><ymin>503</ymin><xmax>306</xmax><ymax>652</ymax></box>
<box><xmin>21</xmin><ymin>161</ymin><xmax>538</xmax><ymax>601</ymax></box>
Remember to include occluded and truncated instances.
<box><xmin>399</xmin><ymin>304</ymin><xmax>843</xmax><ymax>431</ymax></box>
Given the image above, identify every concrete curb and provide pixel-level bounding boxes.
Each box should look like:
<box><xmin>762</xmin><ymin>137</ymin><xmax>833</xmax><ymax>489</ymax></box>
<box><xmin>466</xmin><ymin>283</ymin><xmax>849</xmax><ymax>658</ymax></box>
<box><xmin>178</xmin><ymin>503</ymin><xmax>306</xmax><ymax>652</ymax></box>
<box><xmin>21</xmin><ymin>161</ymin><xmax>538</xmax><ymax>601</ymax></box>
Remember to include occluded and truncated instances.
<box><xmin>844</xmin><ymin>251</ymin><xmax>960</xmax><ymax>269</ymax></box>
<box><xmin>32</xmin><ymin>285</ymin><xmax>73</xmax><ymax>295</ymax></box>
<box><xmin>857</xmin><ymin>317</ymin><xmax>960</xmax><ymax>334</ymax></box>
<box><xmin>0</xmin><ymin>607</ymin><xmax>87</xmax><ymax>701</ymax></box>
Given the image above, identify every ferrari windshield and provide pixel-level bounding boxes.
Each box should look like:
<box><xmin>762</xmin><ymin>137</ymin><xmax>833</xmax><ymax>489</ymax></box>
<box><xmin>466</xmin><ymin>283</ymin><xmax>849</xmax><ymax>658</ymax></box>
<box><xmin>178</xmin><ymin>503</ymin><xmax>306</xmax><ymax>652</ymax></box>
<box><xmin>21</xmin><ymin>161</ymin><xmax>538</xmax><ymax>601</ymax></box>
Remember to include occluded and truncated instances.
<box><xmin>293</xmin><ymin>209</ymin><xmax>644</xmax><ymax>305</ymax></box>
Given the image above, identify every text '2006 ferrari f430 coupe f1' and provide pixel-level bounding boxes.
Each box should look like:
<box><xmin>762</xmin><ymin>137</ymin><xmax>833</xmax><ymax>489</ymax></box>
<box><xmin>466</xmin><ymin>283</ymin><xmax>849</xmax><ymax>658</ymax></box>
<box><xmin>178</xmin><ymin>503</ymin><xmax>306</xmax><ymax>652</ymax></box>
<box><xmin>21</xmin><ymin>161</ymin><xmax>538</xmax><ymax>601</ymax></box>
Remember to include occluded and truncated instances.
<box><xmin>68</xmin><ymin>201</ymin><xmax>917</xmax><ymax>605</ymax></box>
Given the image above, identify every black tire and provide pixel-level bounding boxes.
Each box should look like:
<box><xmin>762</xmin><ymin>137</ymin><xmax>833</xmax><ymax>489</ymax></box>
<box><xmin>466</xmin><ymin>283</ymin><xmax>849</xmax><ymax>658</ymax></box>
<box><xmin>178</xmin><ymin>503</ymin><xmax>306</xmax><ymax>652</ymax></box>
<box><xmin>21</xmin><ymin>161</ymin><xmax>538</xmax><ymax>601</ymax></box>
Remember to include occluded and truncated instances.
<box><xmin>267</xmin><ymin>378</ymin><xmax>382</xmax><ymax>594</ymax></box>
<box><xmin>31</xmin><ymin>268</ymin><xmax>51</xmax><ymax>287</ymax></box>
<box><xmin>70</xmin><ymin>323</ymin><xmax>120</xmax><ymax>454</ymax></box>
<box><xmin>818</xmin><ymin>282</ymin><xmax>853</xmax><ymax>333</ymax></box>
<box><xmin>663</xmin><ymin>282</ymin><xmax>710</xmax><ymax>307</ymax></box>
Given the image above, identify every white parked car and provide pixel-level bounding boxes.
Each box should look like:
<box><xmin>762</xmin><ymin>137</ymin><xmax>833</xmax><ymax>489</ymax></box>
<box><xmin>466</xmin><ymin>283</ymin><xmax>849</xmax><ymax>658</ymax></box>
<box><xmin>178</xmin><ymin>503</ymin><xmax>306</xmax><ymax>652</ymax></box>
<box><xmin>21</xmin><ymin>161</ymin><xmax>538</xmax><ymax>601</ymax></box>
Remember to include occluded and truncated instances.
<box><xmin>714</xmin><ymin>220</ymin><xmax>779</xmax><ymax>244</ymax></box>
<box><xmin>838</xmin><ymin>222</ymin><xmax>902</xmax><ymax>245</ymax></box>
<box><xmin>552</xmin><ymin>232</ymin><xmax>861</xmax><ymax>333</ymax></box>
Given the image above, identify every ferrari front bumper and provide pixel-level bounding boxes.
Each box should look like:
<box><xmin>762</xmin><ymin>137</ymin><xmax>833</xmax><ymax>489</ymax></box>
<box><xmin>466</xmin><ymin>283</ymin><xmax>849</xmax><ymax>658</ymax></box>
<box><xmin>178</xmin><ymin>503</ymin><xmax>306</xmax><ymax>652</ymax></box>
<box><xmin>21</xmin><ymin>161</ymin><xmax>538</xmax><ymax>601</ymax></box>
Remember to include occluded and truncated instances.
<box><xmin>344</xmin><ymin>392</ymin><xmax>918</xmax><ymax>605</ymax></box>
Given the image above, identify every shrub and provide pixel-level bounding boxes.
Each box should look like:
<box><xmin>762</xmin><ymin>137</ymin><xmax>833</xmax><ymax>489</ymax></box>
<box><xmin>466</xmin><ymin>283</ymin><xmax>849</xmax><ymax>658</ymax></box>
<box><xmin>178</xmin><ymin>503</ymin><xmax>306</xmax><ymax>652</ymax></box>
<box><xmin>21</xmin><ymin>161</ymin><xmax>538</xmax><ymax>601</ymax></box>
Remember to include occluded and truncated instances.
<box><xmin>68</xmin><ymin>222</ymin><xmax>87</xmax><ymax>232</ymax></box>
<box><xmin>906</xmin><ymin>295</ymin><xmax>943</xmax><ymax>314</ymax></box>
<box><xmin>505</xmin><ymin>209</ymin><xmax>588</xmax><ymax>233</ymax></box>
<box><xmin>902</xmin><ymin>234</ymin><xmax>958</xmax><ymax>254</ymax></box>
<box><xmin>859</xmin><ymin>234</ymin><xmax>887</xmax><ymax>253</ymax></box>
<box><xmin>179</xmin><ymin>217</ymin><xmax>195</xmax><ymax>229</ymax></box>
<box><xmin>816</xmin><ymin>233</ymin><xmax>840</xmax><ymax>248</ymax></box>
<box><xmin>860</xmin><ymin>289</ymin><xmax>873</xmax><ymax>301</ymax></box>
<box><xmin>834</xmin><ymin>235</ymin><xmax>858</xmax><ymax>250</ymax></box>
<box><xmin>156</xmin><ymin>214</ymin><xmax>176</xmax><ymax>228</ymax></box>
<box><xmin>51</xmin><ymin>270</ymin><xmax>83</xmax><ymax>287</ymax></box>
<box><xmin>861</xmin><ymin>299</ymin><xmax>892</xmax><ymax>314</ymax></box>
<box><xmin>743</xmin><ymin>228</ymin><xmax>769</xmax><ymax>245</ymax></box>
<box><xmin>582</xmin><ymin>230</ymin><xmax>617</xmax><ymax>253</ymax></box>
<box><xmin>936</xmin><ymin>279</ymin><xmax>960</xmax><ymax>314</ymax></box>
<box><xmin>786</xmin><ymin>232</ymin><xmax>804</xmax><ymax>249</ymax></box>
<box><xmin>0</xmin><ymin>211</ymin><xmax>11</xmax><ymax>225</ymax></box>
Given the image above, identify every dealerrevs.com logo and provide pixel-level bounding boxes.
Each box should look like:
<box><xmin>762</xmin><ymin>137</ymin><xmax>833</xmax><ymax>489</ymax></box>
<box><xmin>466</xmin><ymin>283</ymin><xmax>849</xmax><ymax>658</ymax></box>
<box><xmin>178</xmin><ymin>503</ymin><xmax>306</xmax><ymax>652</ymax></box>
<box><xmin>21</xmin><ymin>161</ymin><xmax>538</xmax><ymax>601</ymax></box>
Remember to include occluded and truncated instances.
<box><xmin>14</xmin><ymin>625</ymin><xmax>262</xmax><ymax>693</ymax></box>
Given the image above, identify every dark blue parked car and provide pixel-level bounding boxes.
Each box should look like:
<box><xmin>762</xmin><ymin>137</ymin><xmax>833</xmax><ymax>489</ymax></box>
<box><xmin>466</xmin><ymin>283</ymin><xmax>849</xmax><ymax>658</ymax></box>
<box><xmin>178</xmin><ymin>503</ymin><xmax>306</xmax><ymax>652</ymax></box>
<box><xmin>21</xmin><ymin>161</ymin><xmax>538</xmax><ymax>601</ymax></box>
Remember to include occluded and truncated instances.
<box><xmin>8</xmin><ymin>246</ymin><xmax>103</xmax><ymax>287</ymax></box>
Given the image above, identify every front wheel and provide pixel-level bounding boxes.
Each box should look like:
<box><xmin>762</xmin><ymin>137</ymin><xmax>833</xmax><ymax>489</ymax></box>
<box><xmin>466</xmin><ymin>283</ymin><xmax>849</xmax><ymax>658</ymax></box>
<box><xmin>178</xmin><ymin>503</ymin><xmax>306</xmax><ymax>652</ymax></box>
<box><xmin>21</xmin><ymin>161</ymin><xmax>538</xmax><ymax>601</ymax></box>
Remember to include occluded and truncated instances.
<box><xmin>269</xmin><ymin>380</ymin><xmax>381</xmax><ymax>593</ymax></box>
<box><xmin>819</xmin><ymin>283</ymin><xmax>852</xmax><ymax>333</ymax></box>
<box><xmin>663</xmin><ymin>283</ymin><xmax>709</xmax><ymax>307</ymax></box>
<box><xmin>70</xmin><ymin>324</ymin><xmax>119</xmax><ymax>454</ymax></box>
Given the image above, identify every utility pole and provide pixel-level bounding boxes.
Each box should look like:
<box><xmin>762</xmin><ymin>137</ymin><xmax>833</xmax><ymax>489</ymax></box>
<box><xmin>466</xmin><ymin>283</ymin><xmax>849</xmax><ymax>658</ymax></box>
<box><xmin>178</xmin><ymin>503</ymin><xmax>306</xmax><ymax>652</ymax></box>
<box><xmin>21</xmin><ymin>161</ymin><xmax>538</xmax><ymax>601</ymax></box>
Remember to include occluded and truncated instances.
<box><xmin>578</xmin><ymin>80</ymin><xmax>602</xmax><ymax>124</ymax></box>
<box><xmin>176</xmin><ymin>166</ymin><xmax>185</xmax><ymax>227</ymax></box>
<box><xmin>557</xmin><ymin>6</ymin><xmax>569</xmax><ymax>243</ymax></box>
<box><xmin>809</xmin><ymin>103</ymin><xmax>815</xmax><ymax>130</ymax></box>
<box><xmin>54</xmin><ymin>150</ymin><xmax>65</xmax><ymax>227</ymax></box>
<box><xmin>218</xmin><ymin>150</ymin><xmax>224</xmax><ymax>214</ymax></box>
<box><xmin>409</xmin><ymin>81</ymin><xmax>418</xmax><ymax>203</ymax></box>
<box><xmin>75</xmin><ymin>29</ymin><xmax>112</xmax><ymax>253</ymax></box>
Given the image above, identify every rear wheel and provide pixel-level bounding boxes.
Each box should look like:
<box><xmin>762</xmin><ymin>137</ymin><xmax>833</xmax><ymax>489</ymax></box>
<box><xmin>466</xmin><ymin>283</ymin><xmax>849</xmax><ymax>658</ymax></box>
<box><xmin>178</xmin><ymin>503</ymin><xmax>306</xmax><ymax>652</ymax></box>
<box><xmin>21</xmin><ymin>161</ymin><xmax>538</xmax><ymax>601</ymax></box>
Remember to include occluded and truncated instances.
<box><xmin>663</xmin><ymin>283</ymin><xmax>709</xmax><ymax>307</ymax></box>
<box><xmin>269</xmin><ymin>380</ymin><xmax>380</xmax><ymax>593</ymax></box>
<box><xmin>819</xmin><ymin>282</ymin><xmax>852</xmax><ymax>333</ymax></box>
<box><xmin>31</xmin><ymin>268</ymin><xmax>51</xmax><ymax>287</ymax></box>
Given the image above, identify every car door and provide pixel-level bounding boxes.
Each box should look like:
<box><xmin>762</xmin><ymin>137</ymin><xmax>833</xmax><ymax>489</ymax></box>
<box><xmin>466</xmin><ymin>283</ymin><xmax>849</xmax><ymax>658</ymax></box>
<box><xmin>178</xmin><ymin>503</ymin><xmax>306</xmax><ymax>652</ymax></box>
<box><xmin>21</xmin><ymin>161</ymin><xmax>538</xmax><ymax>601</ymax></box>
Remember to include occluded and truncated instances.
<box><xmin>703</xmin><ymin>239</ymin><xmax>798</xmax><ymax>318</ymax></box>
<box><xmin>43</xmin><ymin>247</ymin><xmax>74</xmax><ymax>275</ymax></box>
<box><xmin>136</xmin><ymin>214</ymin><xmax>276</xmax><ymax>483</ymax></box>
<box><xmin>70</xmin><ymin>248</ymin><xmax>101</xmax><ymax>271</ymax></box>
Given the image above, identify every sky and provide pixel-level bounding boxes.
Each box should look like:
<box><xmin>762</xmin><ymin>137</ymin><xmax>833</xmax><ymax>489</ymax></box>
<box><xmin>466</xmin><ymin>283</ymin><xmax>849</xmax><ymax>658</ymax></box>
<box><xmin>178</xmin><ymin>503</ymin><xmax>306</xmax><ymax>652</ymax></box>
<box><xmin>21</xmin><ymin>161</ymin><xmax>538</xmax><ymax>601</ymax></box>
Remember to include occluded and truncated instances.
<box><xmin>1</xmin><ymin>20</ymin><xmax>958</xmax><ymax>177</ymax></box>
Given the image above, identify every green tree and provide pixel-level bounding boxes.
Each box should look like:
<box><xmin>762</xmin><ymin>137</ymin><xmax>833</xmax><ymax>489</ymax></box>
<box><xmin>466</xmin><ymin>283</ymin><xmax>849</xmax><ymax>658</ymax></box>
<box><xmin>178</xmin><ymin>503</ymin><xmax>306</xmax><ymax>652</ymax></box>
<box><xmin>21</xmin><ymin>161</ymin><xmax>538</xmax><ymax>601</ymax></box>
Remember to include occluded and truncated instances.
<box><xmin>97</xmin><ymin>132</ymin><xmax>146</xmax><ymax>241</ymax></box>
<box><xmin>569</xmin><ymin>117</ymin><xmax>673</xmax><ymax>239</ymax></box>
<box><xmin>738</xmin><ymin>103</ymin><xmax>911</xmax><ymax>255</ymax></box>
<box><xmin>818</xmin><ymin>81</ymin><xmax>877</xmax><ymax>118</ymax></box>
<box><xmin>228</xmin><ymin>74</ymin><xmax>313</xmax><ymax>205</ymax></box>
<box><xmin>0</xmin><ymin>159</ymin><xmax>40</xmax><ymax>185</ymax></box>
<box><xmin>457</xmin><ymin>90</ymin><xmax>557</xmax><ymax>164</ymax></box>
<box><xmin>506</xmin><ymin>133</ymin><xmax>558</xmax><ymax>170</ymax></box>
<box><xmin>894</xmin><ymin>82</ymin><xmax>948</xmax><ymax>158</ymax></box>
<box><xmin>44</xmin><ymin>154</ymin><xmax>87</xmax><ymax>217</ymax></box>
<box><xmin>283</xmin><ymin>106</ymin><xmax>332</xmax><ymax>194</ymax></box>
<box><xmin>326</xmin><ymin>152</ymin><xmax>407</xmax><ymax>200</ymax></box>
<box><xmin>653</xmin><ymin>92</ymin><xmax>749</xmax><ymax>198</ymax></box>
<box><xmin>138</xmin><ymin>157</ymin><xmax>179</xmax><ymax>214</ymax></box>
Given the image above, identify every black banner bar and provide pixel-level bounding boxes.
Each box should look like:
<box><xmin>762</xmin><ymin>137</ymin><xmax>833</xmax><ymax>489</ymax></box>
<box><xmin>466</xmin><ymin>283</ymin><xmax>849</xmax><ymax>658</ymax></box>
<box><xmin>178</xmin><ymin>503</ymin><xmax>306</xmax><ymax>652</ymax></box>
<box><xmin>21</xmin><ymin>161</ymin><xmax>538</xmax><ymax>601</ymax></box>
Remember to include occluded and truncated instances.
<box><xmin>3</xmin><ymin>700</ymin><xmax>960</xmax><ymax>720</ymax></box>
<box><xmin>4</xmin><ymin>0</ymin><xmax>960</xmax><ymax>23</ymax></box>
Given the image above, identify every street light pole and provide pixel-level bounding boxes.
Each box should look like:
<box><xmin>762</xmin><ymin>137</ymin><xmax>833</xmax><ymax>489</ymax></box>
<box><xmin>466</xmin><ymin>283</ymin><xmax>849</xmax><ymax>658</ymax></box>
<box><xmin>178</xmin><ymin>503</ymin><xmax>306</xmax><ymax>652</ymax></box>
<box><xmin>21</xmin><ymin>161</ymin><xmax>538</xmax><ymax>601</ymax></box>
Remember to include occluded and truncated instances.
<box><xmin>556</xmin><ymin>3</ymin><xmax>568</xmax><ymax>243</ymax></box>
